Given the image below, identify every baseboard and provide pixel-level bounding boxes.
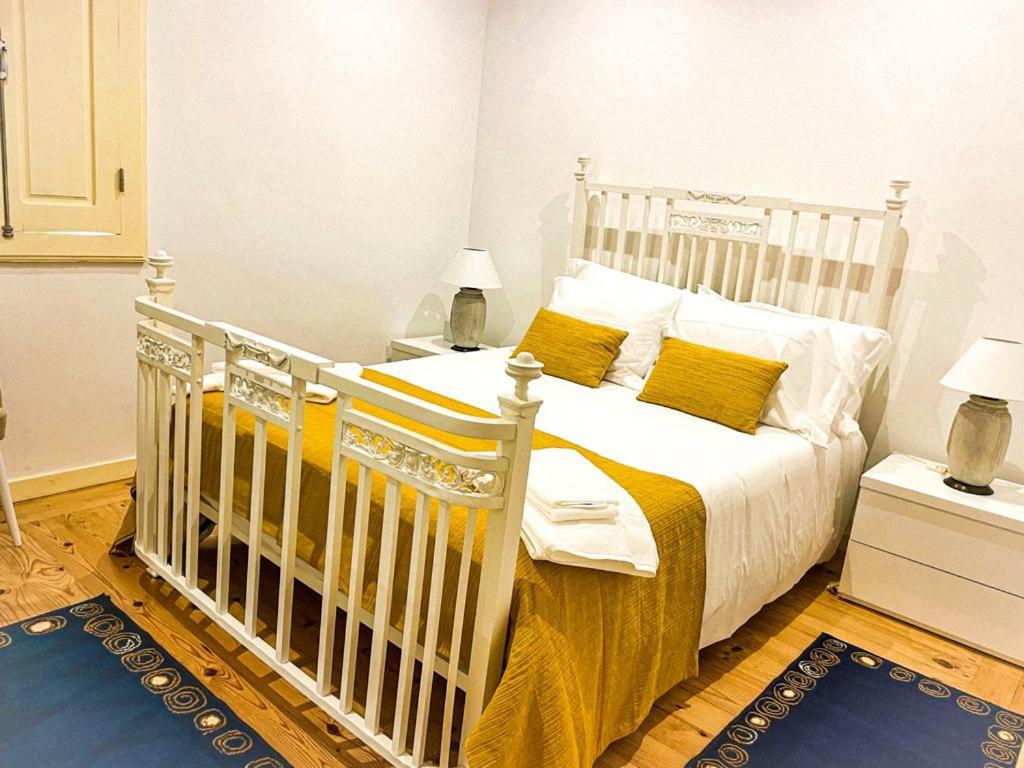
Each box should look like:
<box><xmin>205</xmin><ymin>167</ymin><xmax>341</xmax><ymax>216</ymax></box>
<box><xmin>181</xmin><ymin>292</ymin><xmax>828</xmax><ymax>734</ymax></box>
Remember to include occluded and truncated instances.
<box><xmin>10</xmin><ymin>458</ymin><xmax>136</xmax><ymax>503</ymax></box>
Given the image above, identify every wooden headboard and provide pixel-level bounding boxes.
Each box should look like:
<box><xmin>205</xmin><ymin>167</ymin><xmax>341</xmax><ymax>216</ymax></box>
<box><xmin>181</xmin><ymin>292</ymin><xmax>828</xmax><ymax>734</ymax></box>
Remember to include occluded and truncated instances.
<box><xmin>568</xmin><ymin>155</ymin><xmax>909</xmax><ymax>329</ymax></box>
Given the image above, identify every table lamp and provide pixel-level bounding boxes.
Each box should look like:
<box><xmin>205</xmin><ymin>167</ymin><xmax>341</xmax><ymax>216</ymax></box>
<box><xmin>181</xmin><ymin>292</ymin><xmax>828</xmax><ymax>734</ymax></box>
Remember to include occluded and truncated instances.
<box><xmin>939</xmin><ymin>337</ymin><xmax>1024</xmax><ymax>495</ymax></box>
<box><xmin>441</xmin><ymin>248</ymin><xmax>501</xmax><ymax>351</ymax></box>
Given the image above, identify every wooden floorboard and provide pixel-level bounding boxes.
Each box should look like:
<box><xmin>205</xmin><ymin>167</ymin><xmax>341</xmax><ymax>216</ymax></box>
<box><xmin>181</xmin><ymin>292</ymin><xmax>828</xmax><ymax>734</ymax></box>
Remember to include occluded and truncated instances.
<box><xmin>1</xmin><ymin>481</ymin><xmax>1021</xmax><ymax>767</ymax></box>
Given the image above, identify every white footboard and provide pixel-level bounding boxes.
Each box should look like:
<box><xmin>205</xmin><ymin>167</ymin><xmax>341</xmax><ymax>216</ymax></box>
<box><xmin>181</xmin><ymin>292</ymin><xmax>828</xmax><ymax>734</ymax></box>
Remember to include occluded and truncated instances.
<box><xmin>133</xmin><ymin>252</ymin><xmax>542</xmax><ymax>767</ymax></box>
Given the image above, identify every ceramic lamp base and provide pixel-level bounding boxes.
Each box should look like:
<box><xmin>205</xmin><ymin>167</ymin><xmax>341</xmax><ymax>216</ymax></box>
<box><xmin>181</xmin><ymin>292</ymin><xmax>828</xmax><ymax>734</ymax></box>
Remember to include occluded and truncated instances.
<box><xmin>945</xmin><ymin>394</ymin><xmax>1011</xmax><ymax>495</ymax></box>
<box><xmin>450</xmin><ymin>287</ymin><xmax>486</xmax><ymax>351</ymax></box>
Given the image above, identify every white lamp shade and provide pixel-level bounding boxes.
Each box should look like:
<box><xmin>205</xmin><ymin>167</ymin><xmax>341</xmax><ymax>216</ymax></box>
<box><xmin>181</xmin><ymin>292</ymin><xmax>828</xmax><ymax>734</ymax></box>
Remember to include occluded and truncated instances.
<box><xmin>441</xmin><ymin>248</ymin><xmax>502</xmax><ymax>290</ymax></box>
<box><xmin>940</xmin><ymin>337</ymin><xmax>1024</xmax><ymax>401</ymax></box>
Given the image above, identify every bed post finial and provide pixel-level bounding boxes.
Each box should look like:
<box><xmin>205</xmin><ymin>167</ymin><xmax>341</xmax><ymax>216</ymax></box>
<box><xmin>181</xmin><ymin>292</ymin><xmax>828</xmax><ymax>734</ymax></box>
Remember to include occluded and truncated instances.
<box><xmin>504</xmin><ymin>352</ymin><xmax>543</xmax><ymax>402</ymax></box>
<box><xmin>574</xmin><ymin>154</ymin><xmax>591</xmax><ymax>181</ymax></box>
<box><xmin>864</xmin><ymin>180</ymin><xmax>911</xmax><ymax>328</ymax></box>
<box><xmin>887</xmin><ymin>178</ymin><xmax>910</xmax><ymax>210</ymax></box>
<box><xmin>569</xmin><ymin>155</ymin><xmax>592</xmax><ymax>268</ymax></box>
<box><xmin>145</xmin><ymin>249</ymin><xmax>175</xmax><ymax>308</ymax></box>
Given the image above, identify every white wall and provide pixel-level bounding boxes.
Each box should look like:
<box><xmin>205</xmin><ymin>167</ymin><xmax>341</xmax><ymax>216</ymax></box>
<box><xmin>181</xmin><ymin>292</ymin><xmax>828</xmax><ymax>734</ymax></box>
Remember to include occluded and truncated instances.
<box><xmin>0</xmin><ymin>267</ymin><xmax>141</xmax><ymax>480</ymax></box>
<box><xmin>148</xmin><ymin>1</ymin><xmax>487</xmax><ymax>358</ymax></box>
<box><xmin>468</xmin><ymin>0</ymin><xmax>1024</xmax><ymax>481</ymax></box>
<box><xmin>6</xmin><ymin>0</ymin><xmax>1024</xmax><ymax>489</ymax></box>
<box><xmin>1</xmin><ymin>0</ymin><xmax>488</xmax><ymax>482</ymax></box>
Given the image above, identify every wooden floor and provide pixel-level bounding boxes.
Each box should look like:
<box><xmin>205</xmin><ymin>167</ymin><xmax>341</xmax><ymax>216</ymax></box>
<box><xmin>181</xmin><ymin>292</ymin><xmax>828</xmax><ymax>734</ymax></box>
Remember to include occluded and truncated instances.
<box><xmin>2</xmin><ymin>480</ymin><xmax>1022</xmax><ymax>767</ymax></box>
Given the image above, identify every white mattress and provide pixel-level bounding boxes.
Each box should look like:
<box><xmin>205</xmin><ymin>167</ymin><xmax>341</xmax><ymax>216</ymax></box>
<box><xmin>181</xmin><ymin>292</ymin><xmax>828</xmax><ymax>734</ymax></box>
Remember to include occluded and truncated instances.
<box><xmin>370</xmin><ymin>348</ymin><xmax>865</xmax><ymax>648</ymax></box>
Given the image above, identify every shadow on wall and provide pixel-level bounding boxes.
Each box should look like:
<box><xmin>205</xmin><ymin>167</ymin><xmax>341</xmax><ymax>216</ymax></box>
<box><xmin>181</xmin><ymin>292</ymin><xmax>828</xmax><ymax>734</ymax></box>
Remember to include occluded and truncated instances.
<box><xmin>404</xmin><ymin>293</ymin><xmax>448</xmax><ymax>338</ymax></box>
<box><xmin>482</xmin><ymin>190</ymin><xmax>571</xmax><ymax>347</ymax></box>
<box><xmin>858</xmin><ymin>225</ymin><xmax>911</xmax><ymax>454</ymax></box>
<box><xmin>539</xmin><ymin>192</ymin><xmax>571</xmax><ymax>308</ymax></box>
<box><xmin>484</xmin><ymin>288</ymin><xmax>515</xmax><ymax>347</ymax></box>
<box><xmin>866</xmin><ymin>229</ymin><xmax>986</xmax><ymax>463</ymax></box>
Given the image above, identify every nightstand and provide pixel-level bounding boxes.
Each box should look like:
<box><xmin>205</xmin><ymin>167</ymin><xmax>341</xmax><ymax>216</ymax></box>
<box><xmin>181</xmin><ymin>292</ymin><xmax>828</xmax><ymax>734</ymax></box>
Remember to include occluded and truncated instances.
<box><xmin>838</xmin><ymin>453</ymin><xmax>1024</xmax><ymax>665</ymax></box>
<box><xmin>387</xmin><ymin>335</ymin><xmax>495</xmax><ymax>362</ymax></box>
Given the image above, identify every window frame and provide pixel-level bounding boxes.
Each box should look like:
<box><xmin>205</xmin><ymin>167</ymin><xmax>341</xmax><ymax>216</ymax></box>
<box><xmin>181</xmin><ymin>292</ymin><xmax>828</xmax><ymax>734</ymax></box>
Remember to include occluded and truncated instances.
<box><xmin>0</xmin><ymin>0</ymin><xmax>146</xmax><ymax>264</ymax></box>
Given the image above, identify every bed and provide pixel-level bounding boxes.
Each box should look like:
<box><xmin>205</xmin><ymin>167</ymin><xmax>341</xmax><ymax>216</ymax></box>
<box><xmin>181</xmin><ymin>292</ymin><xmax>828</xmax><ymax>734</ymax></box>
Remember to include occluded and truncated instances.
<box><xmin>130</xmin><ymin>156</ymin><xmax>909</xmax><ymax>767</ymax></box>
<box><xmin>377</xmin><ymin>347</ymin><xmax>868</xmax><ymax>650</ymax></box>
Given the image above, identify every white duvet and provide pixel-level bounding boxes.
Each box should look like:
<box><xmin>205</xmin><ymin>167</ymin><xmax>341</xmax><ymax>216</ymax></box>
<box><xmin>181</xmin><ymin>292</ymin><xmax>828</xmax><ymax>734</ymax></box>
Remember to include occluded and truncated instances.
<box><xmin>370</xmin><ymin>347</ymin><xmax>864</xmax><ymax>648</ymax></box>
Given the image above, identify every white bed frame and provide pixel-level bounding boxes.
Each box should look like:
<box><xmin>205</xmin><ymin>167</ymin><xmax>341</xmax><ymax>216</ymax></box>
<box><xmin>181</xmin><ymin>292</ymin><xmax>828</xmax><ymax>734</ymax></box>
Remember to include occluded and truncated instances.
<box><xmin>569</xmin><ymin>155</ymin><xmax>909</xmax><ymax>328</ymax></box>
<box><xmin>133</xmin><ymin>155</ymin><xmax>908</xmax><ymax>767</ymax></box>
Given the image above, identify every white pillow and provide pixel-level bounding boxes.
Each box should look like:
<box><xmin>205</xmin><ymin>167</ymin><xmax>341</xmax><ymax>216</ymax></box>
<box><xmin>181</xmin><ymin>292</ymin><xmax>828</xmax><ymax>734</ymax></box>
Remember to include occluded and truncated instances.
<box><xmin>746</xmin><ymin>300</ymin><xmax>892</xmax><ymax>436</ymax></box>
<box><xmin>568</xmin><ymin>258</ymin><xmax>685</xmax><ymax>307</ymax></box>
<box><xmin>548</xmin><ymin>275</ymin><xmax>678</xmax><ymax>389</ymax></box>
<box><xmin>673</xmin><ymin>289</ymin><xmax>847</xmax><ymax>446</ymax></box>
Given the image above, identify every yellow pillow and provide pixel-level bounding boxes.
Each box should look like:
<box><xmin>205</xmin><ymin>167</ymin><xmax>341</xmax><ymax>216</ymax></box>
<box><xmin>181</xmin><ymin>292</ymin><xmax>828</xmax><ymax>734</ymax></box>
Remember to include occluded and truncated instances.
<box><xmin>638</xmin><ymin>337</ymin><xmax>787</xmax><ymax>434</ymax></box>
<box><xmin>514</xmin><ymin>308</ymin><xmax>629</xmax><ymax>388</ymax></box>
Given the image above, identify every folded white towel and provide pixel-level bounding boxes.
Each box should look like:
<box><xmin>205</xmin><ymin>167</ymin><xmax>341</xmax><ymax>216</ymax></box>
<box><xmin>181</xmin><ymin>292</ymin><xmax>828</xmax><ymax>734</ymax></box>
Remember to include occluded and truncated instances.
<box><xmin>526</xmin><ymin>488</ymin><xmax>619</xmax><ymax>522</ymax></box>
<box><xmin>520</xmin><ymin>499</ymin><xmax>658</xmax><ymax>578</ymax></box>
<box><xmin>520</xmin><ymin>449</ymin><xmax>658</xmax><ymax>577</ymax></box>
<box><xmin>527</xmin><ymin>448</ymin><xmax>623</xmax><ymax>521</ymax></box>
<box><xmin>202</xmin><ymin>360</ymin><xmax>359</xmax><ymax>404</ymax></box>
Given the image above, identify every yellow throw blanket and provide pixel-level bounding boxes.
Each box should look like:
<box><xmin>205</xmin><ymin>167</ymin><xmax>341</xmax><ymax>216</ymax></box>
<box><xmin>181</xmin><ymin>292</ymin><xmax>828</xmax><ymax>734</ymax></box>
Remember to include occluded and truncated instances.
<box><xmin>194</xmin><ymin>369</ymin><xmax>706</xmax><ymax>767</ymax></box>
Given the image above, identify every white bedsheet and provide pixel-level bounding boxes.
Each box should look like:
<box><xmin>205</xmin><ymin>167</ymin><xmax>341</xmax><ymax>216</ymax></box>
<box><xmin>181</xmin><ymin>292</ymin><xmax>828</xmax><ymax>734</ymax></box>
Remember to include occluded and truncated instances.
<box><xmin>370</xmin><ymin>348</ymin><xmax>865</xmax><ymax>648</ymax></box>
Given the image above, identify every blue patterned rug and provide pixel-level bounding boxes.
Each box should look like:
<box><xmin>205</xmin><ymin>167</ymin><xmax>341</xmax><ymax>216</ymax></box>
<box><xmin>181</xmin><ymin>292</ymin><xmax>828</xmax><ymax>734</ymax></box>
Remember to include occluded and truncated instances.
<box><xmin>0</xmin><ymin>595</ymin><xmax>288</xmax><ymax>767</ymax></box>
<box><xmin>686</xmin><ymin>633</ymin><xmax>1023</xmax><ymax>768</ymax></box>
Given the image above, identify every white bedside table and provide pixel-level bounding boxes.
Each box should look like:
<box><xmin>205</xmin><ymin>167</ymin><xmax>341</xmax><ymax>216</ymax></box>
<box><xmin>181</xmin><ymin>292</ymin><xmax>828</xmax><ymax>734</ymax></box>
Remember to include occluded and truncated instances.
<box><xmin>388</xmin><ymin>335</ymin><xmax>495</xmax><ymax>362</ymax></box>
<box><xmin>838</xmin><ymin>453</ymin><xmax>1024</xmax><ymax>665</ymax></box>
